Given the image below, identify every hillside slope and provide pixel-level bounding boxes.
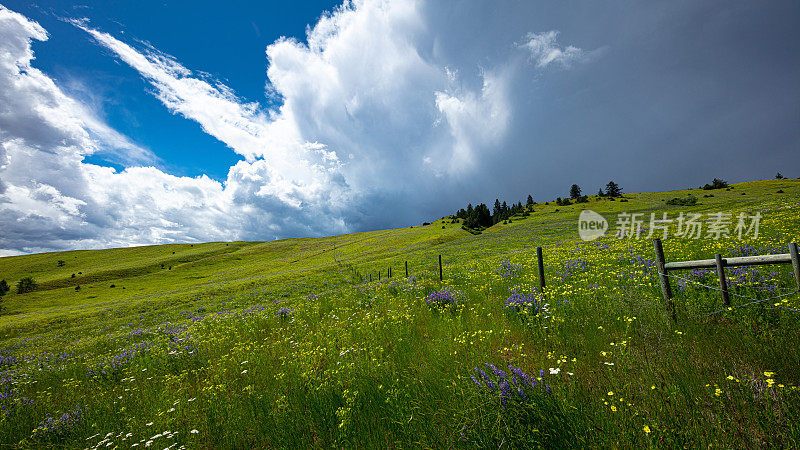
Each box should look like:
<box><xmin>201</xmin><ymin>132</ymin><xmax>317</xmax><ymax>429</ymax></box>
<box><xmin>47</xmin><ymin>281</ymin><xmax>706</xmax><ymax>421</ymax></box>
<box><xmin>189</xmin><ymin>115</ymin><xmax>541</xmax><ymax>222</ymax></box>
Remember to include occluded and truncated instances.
<box><xmin>0</xmin><ymin>178</ymin><xmax>799</xmax><ymax>447</ymax></box>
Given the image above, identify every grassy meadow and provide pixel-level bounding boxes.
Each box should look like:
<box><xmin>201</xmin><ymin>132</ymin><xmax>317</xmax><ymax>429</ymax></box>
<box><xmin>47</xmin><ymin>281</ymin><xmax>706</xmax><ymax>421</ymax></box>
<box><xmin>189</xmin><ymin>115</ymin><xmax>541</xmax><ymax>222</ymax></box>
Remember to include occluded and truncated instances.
<box><xmin>0</xmin><ymin>178</ymin><xmax>799</xmax><ymax>448</ymax></box>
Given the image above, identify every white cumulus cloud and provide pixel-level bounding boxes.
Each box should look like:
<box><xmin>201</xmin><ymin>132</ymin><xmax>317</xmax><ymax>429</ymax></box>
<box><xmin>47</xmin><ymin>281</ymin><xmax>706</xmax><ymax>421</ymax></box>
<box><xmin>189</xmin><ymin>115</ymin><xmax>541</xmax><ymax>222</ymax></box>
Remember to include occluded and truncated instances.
<box><xmin>0</xmin><ymin>1</ymin><xmax>596</xmax><ymax>253</ymax></box>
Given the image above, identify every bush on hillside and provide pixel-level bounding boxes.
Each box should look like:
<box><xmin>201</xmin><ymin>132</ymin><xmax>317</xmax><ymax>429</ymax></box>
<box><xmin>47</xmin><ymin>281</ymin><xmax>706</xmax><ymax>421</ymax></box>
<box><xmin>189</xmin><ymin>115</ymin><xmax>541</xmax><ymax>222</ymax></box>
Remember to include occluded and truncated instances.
<box><xmin>16</xmin><ymin>277</ymin><xmax>37</xmax><ymax>294</ymax></box>
<box><xmin>702</xmin><ymin>178</ymin><xmax>728</xmax><ymax>190</ymax></box>
<box><xmin>666</xmin><ymin>195</ymin><xmax>698</xmax><ymax>206</ymax></box>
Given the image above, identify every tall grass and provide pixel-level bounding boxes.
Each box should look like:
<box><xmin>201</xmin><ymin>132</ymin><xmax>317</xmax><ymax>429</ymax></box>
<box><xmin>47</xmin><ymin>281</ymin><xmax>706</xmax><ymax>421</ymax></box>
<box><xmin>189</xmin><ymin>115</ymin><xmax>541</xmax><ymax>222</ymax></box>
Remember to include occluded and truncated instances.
<box><xmin>0</xmin><ymin>179</ymin><xmax>798</xmax><ymax>447</ymax></box>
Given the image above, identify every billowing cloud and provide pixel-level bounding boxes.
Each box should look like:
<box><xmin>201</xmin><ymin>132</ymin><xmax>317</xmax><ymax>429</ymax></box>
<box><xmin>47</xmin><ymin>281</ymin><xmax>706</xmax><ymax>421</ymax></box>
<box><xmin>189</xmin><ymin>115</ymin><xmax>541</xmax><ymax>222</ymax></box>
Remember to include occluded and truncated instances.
<box><xmin>0</xmin><ymin>1</ymin><xmax>596</xmax><ymax>253</ymax></box>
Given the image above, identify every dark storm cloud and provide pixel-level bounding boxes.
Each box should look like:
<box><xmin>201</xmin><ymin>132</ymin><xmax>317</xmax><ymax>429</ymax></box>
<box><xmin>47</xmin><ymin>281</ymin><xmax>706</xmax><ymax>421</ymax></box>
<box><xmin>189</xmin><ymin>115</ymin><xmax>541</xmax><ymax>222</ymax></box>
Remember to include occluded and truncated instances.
<box><xmin>1</xmin><ymin>0</ymin><xmax>797</xmax><ymax>254</ymax></box>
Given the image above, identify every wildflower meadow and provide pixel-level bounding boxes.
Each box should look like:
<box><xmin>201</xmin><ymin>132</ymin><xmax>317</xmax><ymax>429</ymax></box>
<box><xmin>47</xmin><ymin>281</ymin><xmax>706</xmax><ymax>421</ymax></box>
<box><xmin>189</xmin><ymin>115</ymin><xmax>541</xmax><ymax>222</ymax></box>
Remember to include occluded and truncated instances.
<box><xmin>0</xmin><ymin>179</ymin><xmax>798</xmax><ymax>447</ymax></box>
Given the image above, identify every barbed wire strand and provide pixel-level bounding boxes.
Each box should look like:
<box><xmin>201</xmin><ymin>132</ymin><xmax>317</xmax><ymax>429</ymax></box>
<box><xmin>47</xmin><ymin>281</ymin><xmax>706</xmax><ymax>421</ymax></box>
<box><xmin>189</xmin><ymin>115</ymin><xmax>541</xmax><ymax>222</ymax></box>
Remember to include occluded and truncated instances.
<box><xmin>701</xmin><ymin>290</ymin><xmax>799</xmax><ymax>317</ymax></box>
<box><xmin>655</xmin><ymin>269</ymin><xmax>799</xmax><ymax>315</ymax></box>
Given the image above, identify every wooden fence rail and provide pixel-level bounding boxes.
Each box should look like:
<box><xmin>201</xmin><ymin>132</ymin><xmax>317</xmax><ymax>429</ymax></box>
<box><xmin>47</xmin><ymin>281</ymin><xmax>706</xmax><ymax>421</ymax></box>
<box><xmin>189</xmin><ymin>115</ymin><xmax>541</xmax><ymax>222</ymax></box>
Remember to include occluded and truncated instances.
<box><xmin>653</xmin><ymin>239</ymin><xmax>800</xmax><ymax>317</ymax></box>
<box><xmin>665</xmin><ymin>253</ymin><xmax>793</xmax><ymax>270</ymax></box>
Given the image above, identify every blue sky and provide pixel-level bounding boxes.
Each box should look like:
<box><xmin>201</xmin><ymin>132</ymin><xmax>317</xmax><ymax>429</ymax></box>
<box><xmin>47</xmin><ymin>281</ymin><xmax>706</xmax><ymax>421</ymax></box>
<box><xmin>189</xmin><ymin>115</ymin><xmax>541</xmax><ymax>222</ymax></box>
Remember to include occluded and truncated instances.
<box><xmin>0</xmin><ymin>0</ymin><xmax>798</xmax><ymax>254</ymax></box>
<box><xmin>3</xmin><ymin>0</ymin><xmax>341</xmax><ymax>180</ymax></box>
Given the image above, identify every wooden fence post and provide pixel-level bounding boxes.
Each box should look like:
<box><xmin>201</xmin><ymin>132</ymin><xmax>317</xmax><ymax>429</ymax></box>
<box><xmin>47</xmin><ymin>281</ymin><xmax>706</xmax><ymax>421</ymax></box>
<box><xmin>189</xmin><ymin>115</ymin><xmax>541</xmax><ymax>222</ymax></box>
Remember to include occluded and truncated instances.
<box><xmin>653</xmin><ymin>239</ymin><xmax>672</xmax><ymax>300</ymax></box>
<box><xmin>715</xmin><ymin>253</ymin><xmax>730</xmax><ymax>306</ymax></box>
<box><xmin>536</xmin><ymin>247</ymin><xmax>545</xmax><ymax>291</ymax></box>
<box><xmin>405</xmin><ymin>261</ymin><xmax>409</xmax><ymax>278</ymax></box>
<box><xmin>789</xmin><ymin>242</ymin><xmax>800</xmax><ymax>292</ymax></box>
<box><xmin>439</xmin><ymin>255</ymin><xmax>443</xmax><ymax>282</ymax></box>
<box><xmin>653</xmin><ymin>239</ymin><xmax>675</xmax><ymax>321</ymax></box>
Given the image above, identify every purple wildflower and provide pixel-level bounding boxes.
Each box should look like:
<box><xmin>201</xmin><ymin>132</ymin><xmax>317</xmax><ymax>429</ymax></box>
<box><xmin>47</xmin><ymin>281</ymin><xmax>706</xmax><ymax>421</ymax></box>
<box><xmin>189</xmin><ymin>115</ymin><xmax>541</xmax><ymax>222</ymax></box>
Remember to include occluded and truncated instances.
<box><xmin>471</xmin><ymin>364</ymin><xmax>551</xmax><ymax>407</ymax></box>
<box><xmin>424</xmin><ymin>287</ymin><xmax>464</xmax><ymax>312</ymax></box>
<box><xmin>498</xmin><ymin>260</ymin><xmax>522</xmax><ymax>278</ymax></box>
<box><xmin>504</xmin><ymin>288</ymin><xmax>544</xmax><ymax>315</ymax></box>
<box><xmin>277</xmin><ymin>307</ymin><xmax>295</xmax><ymax>320</ymax></box>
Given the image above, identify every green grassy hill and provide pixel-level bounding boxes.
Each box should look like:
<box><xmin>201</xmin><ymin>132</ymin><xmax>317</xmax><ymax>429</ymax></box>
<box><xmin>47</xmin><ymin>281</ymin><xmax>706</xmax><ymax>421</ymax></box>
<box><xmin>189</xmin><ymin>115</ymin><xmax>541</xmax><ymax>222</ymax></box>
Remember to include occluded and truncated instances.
<box><xmin>1</xmin><ymin>179</ymin><xmax>799</xmax><ymax>447</ymax></box>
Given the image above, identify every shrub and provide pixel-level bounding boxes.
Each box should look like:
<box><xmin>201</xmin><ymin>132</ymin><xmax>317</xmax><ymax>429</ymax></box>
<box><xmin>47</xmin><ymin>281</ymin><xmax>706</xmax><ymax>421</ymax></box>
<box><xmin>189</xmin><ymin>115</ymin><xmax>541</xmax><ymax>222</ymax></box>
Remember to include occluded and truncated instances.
<box><xmin>0</xmin><ymin>280</ymin><xmax>9</xmax><ymax>296</ymax></box>
<box><xmin>702</xmin><ymin>178</ymin><xmax>728</xmax><ymax>190</ymax></box>
<box><xmin>16</xmin><ymin>277</ymin><xmax>37</xmax><ymax>294</ymax></box>
<box><xmin>461</xmin><ymin>225</ymin><xmax>482</xmax><ymax>235</ymax></box>
<box><xmin>666</xmin><ymin>195</ymin><xmax>698</xmax><ymax>206</ymax></box>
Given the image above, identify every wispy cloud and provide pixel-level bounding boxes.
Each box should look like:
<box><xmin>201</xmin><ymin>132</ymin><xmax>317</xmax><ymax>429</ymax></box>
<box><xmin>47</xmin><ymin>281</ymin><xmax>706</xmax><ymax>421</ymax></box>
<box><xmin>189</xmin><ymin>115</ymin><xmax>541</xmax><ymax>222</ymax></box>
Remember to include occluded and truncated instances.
<box><xmin>519</xmin><ymin>31</ymin><xmax>587</xmax><ymax>69</ymax></box>
<box><xmin>0</xmin><ymin>7</ymin><xmax>154</xmax><ymax>166</ymax></box>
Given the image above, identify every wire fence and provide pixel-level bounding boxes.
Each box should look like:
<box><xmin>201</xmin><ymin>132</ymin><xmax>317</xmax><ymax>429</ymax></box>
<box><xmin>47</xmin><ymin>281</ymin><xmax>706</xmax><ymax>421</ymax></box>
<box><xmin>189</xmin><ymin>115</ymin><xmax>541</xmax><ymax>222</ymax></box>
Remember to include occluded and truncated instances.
<box><xmin>657</xmin><ymin>269</ymin><xmax>799</xmax><ymax>316</ymax></box>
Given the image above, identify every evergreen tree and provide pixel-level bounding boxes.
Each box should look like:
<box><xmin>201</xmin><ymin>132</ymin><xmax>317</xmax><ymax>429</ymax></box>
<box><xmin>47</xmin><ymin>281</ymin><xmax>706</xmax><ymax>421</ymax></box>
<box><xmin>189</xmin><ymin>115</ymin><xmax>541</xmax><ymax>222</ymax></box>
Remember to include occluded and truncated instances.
<box><xmin>0</xmin><ymin>280</ymin><xmax>8</xmax><ymax>297</ymax></box>
<box><xmin>605</xmin><ymin>181</ymin><xmax>622</xmax><ymax>197</ymax></box>
<box><xmin>776</xmin><ymin>172</ymin><xmax>784</xmax><ymax>179</ymax></box>
<box><xmin>526</xmin><ymin>194</ymin><xmax>534</xmax><ymax>206</ymax></box>
<box><xmin>597</xmin><ymin>188</ymin><xmax>604</xmax><ymax>197</ymax></box>
<box><xmin>570</xmin><ymin>184</ymin><xmax>582</xmax><ymax>199</ymax></box>
<box><xmin>492</xmin><ymin>199</ymin><xmax>502</xmax><ymax>223</ymax></box>
<box><xmin>478</xmin><ymin>203</ymin><xmax>492</xmax><ymax>227</ymax></box>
